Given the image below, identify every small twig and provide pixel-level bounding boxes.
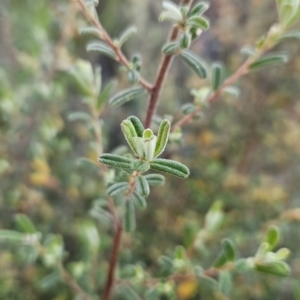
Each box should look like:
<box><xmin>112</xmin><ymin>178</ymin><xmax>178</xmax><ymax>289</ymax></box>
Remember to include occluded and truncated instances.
<box><xmin>60</xmin><ymin>265</ymin><xmax>93</xmax><ymax>300</ymax></box>
<box><xmin>75</xmin><ymin>0</ymin><xmax>153</xmax><ymax>92</ymax></box>
<box><xmin>144</xmin><ymin>0</ymin><xmax>194</xmax><ymax>128</ymax></box>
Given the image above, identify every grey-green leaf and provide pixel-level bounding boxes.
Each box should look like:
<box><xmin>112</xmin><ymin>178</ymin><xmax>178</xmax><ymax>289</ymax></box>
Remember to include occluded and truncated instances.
<box><xmin>68</xmin><ymin>111</ymin><xmax>92</xmax><ymax>122</ymax></box>
<box><xmin>211</xmin><ymin>61</ymin><xmax>224</xmax><ymax>91</ymax></box>
<box><xmin>150</xmin><ymin>158</ymin><xmax>190</xmax><ymax>178</ymax></box>
<box><xmin>127</xmin><ymin>116</ymin><xmax>144</xmax><ymax>137</ymax></box>
<box><xmin>107</xmin><ymin>182</ymin><xmax>129</xmax><ymax>196</ymax></box>
<box><xmin>249</xmin><ymin>54</ymin><xmax>289</xmax><ymax>70</ymax></box>
<box><xmin>180</xmin><ymin>50</ymin><xmax>207</xmax><ymax>78</ymax></box>
<box><xmin>131</xmin><ymin>160</ymin><xmax>150</xmax><ymax>172</ymax></box>
<box><xmin>118</xmin><ymin>26</ymin><xmax>137</xmax><ymax>46</ymax></box>
<box><xmin>144</xmin><ymin>174</ymin><xmax>165</xmax><ymax>186</ymax></box>
<box><xmin>109</xmin><ymin>87</ymin><xmax>146</xmax><ymax>107</ymax></box>
<box><xmin>131</xmin><ymin>191</ymin><xmax>147</xmax><ymax>209</ymax></box>
<box><xmin>79</xmin><ymin>26</ymin><xmax>101</xmax><ymax>37</ymax></box>
<box><xmin>97</xmin><ymin>79</ymin><xmax>117</xmax><ymax>109</ymax></box>
<box><xmin>265</xmin><ymin>226</ymin><xmax>280</xmax><ymax>251</ymax></box>
<box><xmin>188</xmin><ymin>2</ymin><xmax>210</xmax><ymax>17</ymax></box>
<box><xmin>123</xmin><ymin>199</ymin><xmax>136</xmax><ymax>232</ymax></box>
<box><xmin>86</xmin><ymin>41</ymin><xmax>115</xmax><ymax>59</ymax></box>
<box><xmin>222</xmin><ymin>238</ymin><xmax>236</xmax><ymax>262</ymax></box>
<box><xmin>0</xmin><ymin>230</ymin><xmax>25</xmax><ymax>243</ymax></box>
<box><xmin>279</xmin><ymin>31</ymin><xmax>300</xmax><ymax>41</ymax></box>
<box><xmin>99</xmin><ymin>153</ymin><xmax>133</xmax><ymax>169</ymax></box>
<box><xmin>154</xmin><ymin>119</ymin><xmax>171</xmax><ymax>158</ymax></box>
<box><xmin>162</xmin><ymin>42</ymin><xmax>180</xmax><ymax>55</ymax></box>
<box><xmin>121</xmin><ymin>119</ymin><xmax>140</xmax><ymax>155</ymax></box>
<box><xmin>135</xmin><ymin>176</ymin><xmax>150</xmax><ymax>197</ymax></box>
<box><xmin>186</xmin><ymin>16</ymin><xmax>210</xmax><ymax>31</ymax></box>
<box><xmin>254</xmin><ymin>261</ymin><xmax>291</xmax><ymax>277</ymax></box>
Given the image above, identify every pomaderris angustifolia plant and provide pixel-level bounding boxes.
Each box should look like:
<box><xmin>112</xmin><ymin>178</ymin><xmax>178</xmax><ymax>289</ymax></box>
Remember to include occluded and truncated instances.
<box><xmin>1</xmin><ymin>0</ymin><xmax>300</xmax><ymax>299</ymax></box>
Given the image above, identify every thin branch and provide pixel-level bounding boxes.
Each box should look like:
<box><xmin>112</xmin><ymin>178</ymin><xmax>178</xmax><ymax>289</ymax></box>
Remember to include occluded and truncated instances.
<box><xmin>144</xmin><ymin>0</ymin><xmax>194</xmax><ymax>128</ymax></box>
<box><xmin>60</xmin><ymin>265</ymin><xmax>93</xmax><ymax>300</ymax></box>
<box><xmin>75</xmin><ymin>0</ymin><xmax>153</xmax><ymax>92</ymax></box>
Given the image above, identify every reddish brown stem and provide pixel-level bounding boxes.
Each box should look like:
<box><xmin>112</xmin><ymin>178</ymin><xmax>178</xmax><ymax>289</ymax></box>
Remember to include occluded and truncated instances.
<box><xmin>144</xmin><ymin>0</ymin><xmax>194</xmax><ymax>128</ymax></box>
<box><xmin>76</xmin><ymin>0</ymin><xmax>153</xmax><ymax>92</ymax></box>
<box><xmin>102</xmin><ymin>216</ymin><xmax>123</xmax><ymax>300</ymax></box>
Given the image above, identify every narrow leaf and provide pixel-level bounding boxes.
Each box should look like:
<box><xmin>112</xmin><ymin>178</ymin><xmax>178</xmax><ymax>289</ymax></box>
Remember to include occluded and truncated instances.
<box><xmin>117</xmin><ymin>285</ymin><xmax>140</xmax><ymax>300</ymax></box>
<box><xmin>86</xmin><ymin>41</ymin><xmax>115</xmax><ymax>59</ymax></box>
<box><xmin>15</xmin><ymin>214</ymin><xmax>36</xmax><ymax>234</ymax></box>
<box><xmin>150</xmin><ymin>158</ymin><xmax>190</xmax><ymax>178</ymax></box>
<box><xmin>123</xmin><ymin>199</ymin><xmax>136</xmax><ymax>232</ymax></box>
<box><xmin>211</xmin><ymin>61</ymin><xmax>224</xmax><ymax>91</ymax></box>
<box><xmin>279</xmin><ymin>31</ymin><xmax>300</xmax><ymax>41</ymax></box>
<box><xmin>162</xmin><ymin>42</ymin><xmax>180</xmax><ymax>55</ymax></box>
<box><xmin>135</xmin><ymin>176</ymin><xmax>150</xmax><ymax>197</ymax></box>
<box><xmin>109</xmin><ymin>87</ymin><xmax>146</xmax><ymax>107</ymax></box>
<box><xmin>0</xmin><ymin>230</ymin><xmax>25</xmax><ymax>243</ymax></box>
<box><xmin>255</xmin><ymin>261</ymin><xmax>291</xmax><ymax>277</ymax></box>
<box><xmin>99</xmin><ymin>153</ymin><xmax>133</xmax><ymax>169</ymax></box>
<box><xmin>222</xmin><ymin>238</ymin><xmax>236</xmax><ymax>261</ymax></box>
<box><xmin>219</xmin><ymin>271</ymin><xmax>232</xmax><ymax>295</ymax></box>
<box><xmin>121</xmin><ymin>119</ymin><xmax>140</xmax><ymax>155</ymax></box>
<box><xmin>131</xmin><ymin>160</ymin><xmax>150</xmax><ymax>172</ymax></box>
<box><xmin>197</xmin><ymin>274</ymin><xmax>219</xmax><ymax>290</ymax></box>
<box><xmin>249</xmin><ymin>54</ymin><xmax>288</xmax><ymax>70</ymax></box>
<box><xmin>97</xmin><ymin>79</ymin><xmax>117</xmax><ymax>109</ymax></box>
<box><xmin>240</xmin><ymin>45</ymin><xmax>256</xmax><ymax>56</ymax></box>
<box><xmin>179</xmin><ymin>32</ymin><xmax>191</xmax><ymax>49</ymax></box>
<box><xmin>213</xmin><ymin>251</ymin><xmax>228</xmax><ymax>268</ymax></box>
<box><xmin>162</xmin><ymin>1</ymin><xmax>183</xmax><ymax>20</ymax></box>
<box><xmin>265</xmin><ymin>226</ymin><xmax>280</xmax><ymax>251</ymax></box>
<box><xmin>144</xmin><ymin>174</ymin><xmax>165</xmax><ymax>186</ymax></box>
<box><xmin>79</xmin><ymin>26</ymin><xmax>101</xmax><ymax>37</ymax></box>
<box><xmin>127</xmin><ymin>116</ymin><xmax>144</xmax><ymax>137</ymax></box>
<box><xmin>107</xmin><ymin>182</ymin><xmax>129</xmax><ymax>196</ymax></box>
<box><xmin>154</xmin><ymin>119</ymin><xmax>171</xmax><ymax>158</ymax></box>
<box><xmin>186</xmin><ymin>16</ymin><xmax>210</xmax><ymax>30</ymax></box>
<box><xmin>180</xmin><ymin>50</ymin><xmax>207</xmax><ymax>78</ymax></box>
<box><xmin>68</xmin><ymin>111</ymin><xmax>91</xmax><ymax>122</ymax></box>
<box><xmin>188</xmin><ymin>2</ymin><xmax>210</xmax><ymax>17</ymax></box>
<box><xmin>131</xmin><ymin>191</ymin><xmax>147</xmax><ymax>209</ymax></box>
<box><xmin>118</xmin><ymin>26</ymin><xmax>137</xmax><ymax>46</ymax></box>
<box><xmin>181</xmin><ymin>103</ymin><xmax>197</xmax><ymax>114</ymax></box>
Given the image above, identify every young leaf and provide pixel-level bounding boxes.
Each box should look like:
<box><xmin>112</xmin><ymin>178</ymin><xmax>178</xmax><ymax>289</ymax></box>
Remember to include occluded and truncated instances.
<box><xmin>79</xmin><ymin>26</ymin><xmax>101</xmax><ymax>37</ymax></box>
<box><xmin>127</xmin><ymin>116</ymin><xmax>144</xmax><ymax>137</ymax></box>
<box><xmin>131</xmin><ymin>191</ymin><xmax>147</xmax><ymax>209</ymax></box>
<box><xmin>86</xmin><ymin>41</ymin><xmax>115</xmax><ymax>59</ymax></box>
<box><xmin>222</xmin><ymin>238</ymin><xmax>236</xmax><ymax>262</ymax></box>
<box><xmin>14</xmin><ymin>214</ymin><xmax>36</xmax><ymax>234</ymax></box>
<box><xmin>186</xmin><ymin>16</ymin><xmax>210</xmax><ymax>31</ymax></box>
<box><xmin>135</xmin><ymin>176</ymin><xmax>150</xmax><ymax>197</ymax></box>
<box><xmin>188</xmin><ymin>2</ymin><xmax>210</xmax><ymax>17</ymax></box>
<box><xmin>162</xmin><ymin>42</ymin><xmax>180</xmax><ymax>55</ymax></box>
<box><xmin>123</xmin><ymin>199</ymin><xmax>136</xmax><ymax>232</ymax></box>
<box><xmin>107</xmin><ymin>182</ymin><xmax>129</xmax><ymax>196</ymax></box>
<box><xmin>181</xmin><ymin>103</ymin><xmax>197</xmax><ymax>114</ymax></box>
<box><xmin>150</xmin><ymin>158</ymin><xmax>190</xmax><ymax>178</ymax></box>
<box><xmin>144</xmin><ymin>174</ymin><xmax>165</xmax><ymax>186</ymax></box>
<box><xmin>143</xmin><ymin>135</ymin><xmax>157</xmax><ymax>161</ymax></box>
<box><xmin>179</xmin><ymin>32</ymin><xmax>192</xmax><ymax>49</ymax></box>
<box><xmin>265</xmin><ymin>226</ymin><xmax>280</xmax><ymax>251</ymax></box>
<box><xmin>160</xmin><ymin>1</ymin><xmax>183</xmax><ymax>22</ymax></box>
<box><xmin>240</xmin><ymin>45</ymin><xmax>256</xmax><ymax>56</ymax></box>
<box><xmin>127</xmin><ymin>70</ymin><xmax>140</xmax><ymax>84</ymax></box>
<box><xmin>97</xmin><ymin>79</ymin><xmax>117</xmax><ymax>109</ymax></box>
<box><xmin>211</xmin><ymin>61</ymin><xmax>224</xmax><ymax>91</ymax></box>
<box><xmin>254</xmin><ymin>261</ymin><xmax>291</xmax><ymax>277</ymax></box>
<box><xmin>99</xmin><ymin>154</ymin><xmax>133</xmax><ymax>169</ymax></box>
<box><xmin>118</xmin><ymin>26</ymin><xmax>137</xmax><ymax>47</ymax></box>
<box><xmin>121</xmin><ymin>119</ymin><xmax>140</xmax><ymax>155</ymax></box>
<box><xmin>249</xmin><ymin>54</ymin><xmax>288</xmax><ymax>70</ymax></box>
<box><xmin>109</xmin><ymin>87</ymin><xmax>146</xmax><ymax>107</ymax></box>
<box><xmin>180</xmin><ymin>50</ymin><xmax>207</xmax><ymax>78</ymax></box>
<box><xmin>154</xmin><ymin>119</ymin><xmax>171</xmax><ymax>158</ymax></box>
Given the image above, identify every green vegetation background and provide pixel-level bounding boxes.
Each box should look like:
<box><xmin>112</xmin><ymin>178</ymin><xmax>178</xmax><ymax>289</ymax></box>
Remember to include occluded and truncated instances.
<box><xmin>0</xmin><ymin>0</ymin><xmax>299</xmax><ymax>299</ymax></box>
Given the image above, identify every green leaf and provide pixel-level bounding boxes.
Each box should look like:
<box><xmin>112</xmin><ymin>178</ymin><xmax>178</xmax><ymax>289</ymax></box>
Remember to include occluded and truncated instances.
<box><xmin>117</xmin><ymin>285</ymin><xmax>140</xmax><ymax>300</ymax></box>
<box><xmin>249</xmin><ymin>54</ymin><xmax>289</xmax><ymax>70</ymax></box>
<box><xmin>222</xmin><ymin>239</ymin><xmax>236</xmax><ymax>261</ymax></box>
<box><xmin>181</xmin><ymin>103</ymin><xmax>197</xmax><ymax>114</ymax></box>
<box><xmin>99</xmin><ymin>153</ymin><xmax>133</xmax><ymax>169</ymax></box>
<box><xmin>118</xmin><ymin>26</ymin><xmax>137</xmax><ymax>47</ymax></box>
<box><xmin>127</xmin><ymin>70</ymin><xmax>140</xmax><ymax>84</ymax></box>
<box><xmin>127</xmin><ymin>116</ymin><xmax>145</xmax><ymax>137</ymax></box>
<box><xmin>162</xmin><ymin>42</ymin><xmax>180</xmax><ymax>55</ymax></box>
<box><xmin>144</xmin><ymin>174</ymin><xmax>165</xmax><ymax>186</ymax></box>
<box><xmin>154</xmin><ymin>119</ymin><xmax>171</xmax><ymax>158</ymax></box>
<box><xmin>179</xmin><ymin>32</ymin><xmax>192</xmax><ymax>49</ymax></box>
<box><xmin>86</xmin><ymin>41</ymin><xmax>115</xmax><ymax>59</ymax></box>
<box><xmin>254</xmin><ymin>261</ymin><xmax>291</xmax><ymax>277</ymax></box>
<box><xmin>219</xmin><ymin>271</ymin><xmax>232</xmax><ymax>295</ymax></box>
<box><xmin>107</xmin><ymin>182</ymin><xmax>129</xmax><ymax>196</ymax></box>
<box><xmin>213</xmin><ymin>252</ymin><xmax>228</xmax><ymax>268</ymax></box>
<box><xmin>123</xmin><ymin>199</ymin><xmax>136</xmax><ymax>232</ymax></box>
<box><xmin>211</xmin><ymin>61</ymin><xmax>224</xmax><ymax>91</ymax></box>
<box><xmin>143</xmin><ymin>134</ymin><xmax>157</xmax><ymax>161</ymax></box>
<box><xmin>135</xmin><ymin>176</ymin><xmax>150</xmax><ymax>197</ymax></box>
<box><xmin>14</xmin><ymin>214</ymin><xmax>36</xmax><ymax>234</ymax></box>
<box><xmin>265</xmin><ymin>226</ymin><xmax>280</xmax><ymax>251</ymax></box>
<box><xmin>279</xmin><ymin>31</ymin><xmax>300</xmax><ymax>41</ymax></box>
<box><xmin>121</xmin><ymin>119</ymin><xmax>140</xmax><ymax>155</ymax></box>
<box><xmin>109</xmin><ymin>86</ymin><xmax>146</xmax><ymax>107</ymax></box>
<box><xmin>68</xmin><ymin>111</ymin><xmax>92</xmax><ymax>122</ymax></box>
<box><xmin>160</xmin><ymin>1</ymin><xmax>183</xmax><ymax>22</ymax></box>
<box><xmin>222</xmin><ymin>86</ymin><xmax>240</xmax><ymax>98</ymax></box>
<box><xmin>79</xmin><ymin>26</ymin><xmax>101</xmax><ymax>37</ymax></box>
<box><xmin>240</xmin><ymin>45</ymin><xmax>256</xmax><ymax>56</ymax></box>
<box><xmin>97</xmin><ymin>79</ymin><xmax>117</xmax><ymax>109</ymax></box>
<box><xmin>197</xmin><ymin>274</ymin><xmax>219</xmax><ymax>290</ymax></box>
<box><xmin>186</xmin><ymin>16</ymin><xmax>210</xmax><ymax>30</ymax></box>
<box><xmin>131</xmin><ymin>160</ymin><xmax>150</xmax><ymax>172</ymax></box>
<box><xmin>188</xmin><ymin>2</ymin><xmax>210</xmax><ymax>17</ymax></box>
<box><xmin>131</xmin><ymin>191</ymin><xmax>147</xmax><ymax>209</ymax></box>
<box><xmin>180</xmin><ymin>50</ymin><xmax>207</xmax><ymax>78</ymax></box>
<box><xmin>150</xmin><ymin>158</ymin><xmax>190</xmax><ymax>178</ymax></box>
<box><xmin>0</xmin><ymin>230</ymin><xmax>25</xmax><ymax>243</ymax></box>
<box><xmin>158</xmin><ymin>255</ymin><xmax>173</xmax><ymax>270</ymax></box>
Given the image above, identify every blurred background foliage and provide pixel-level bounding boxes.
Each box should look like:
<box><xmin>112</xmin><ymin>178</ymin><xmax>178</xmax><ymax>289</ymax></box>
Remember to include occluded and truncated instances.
<box><xmin>0</xmin><ymin>0</ymin><xmax>300</xmax><ymax>299</ymax></box>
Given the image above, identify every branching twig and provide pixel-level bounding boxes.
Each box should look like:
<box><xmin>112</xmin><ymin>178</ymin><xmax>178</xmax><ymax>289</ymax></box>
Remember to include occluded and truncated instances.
<box><xmin>144</xmin><ymin>0</ymin><xmax>194</xmax><ymax>128</ymax></box>
<box><xmin>76</xmin><ymin>0</ymin><xmax>153</xmax><ymax>92</ymax></box>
